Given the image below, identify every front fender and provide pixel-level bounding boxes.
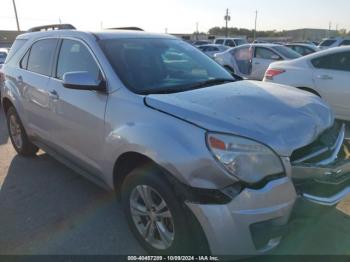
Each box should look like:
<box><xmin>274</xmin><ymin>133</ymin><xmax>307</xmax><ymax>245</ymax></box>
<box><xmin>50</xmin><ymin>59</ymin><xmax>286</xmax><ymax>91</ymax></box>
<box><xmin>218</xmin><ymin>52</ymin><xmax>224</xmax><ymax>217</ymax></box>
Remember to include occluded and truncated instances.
<box><xmin>102</xmin><ymin>93</ymin><xmax>238</xmax><ymax>190</ymax></box>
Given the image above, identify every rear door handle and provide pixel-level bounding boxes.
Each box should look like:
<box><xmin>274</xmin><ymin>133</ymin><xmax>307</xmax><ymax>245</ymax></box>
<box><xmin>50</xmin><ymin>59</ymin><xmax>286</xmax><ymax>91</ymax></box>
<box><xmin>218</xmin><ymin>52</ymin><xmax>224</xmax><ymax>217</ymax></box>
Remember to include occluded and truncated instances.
<box><xmin>49</xmin><ymin>90</ymin><xmax>59</xmax><ymax>100</ymax></box>
<box><xmin>317</xmin><ymin>75</ymin><xmax>333</xmax><ymax>80</ymax></box>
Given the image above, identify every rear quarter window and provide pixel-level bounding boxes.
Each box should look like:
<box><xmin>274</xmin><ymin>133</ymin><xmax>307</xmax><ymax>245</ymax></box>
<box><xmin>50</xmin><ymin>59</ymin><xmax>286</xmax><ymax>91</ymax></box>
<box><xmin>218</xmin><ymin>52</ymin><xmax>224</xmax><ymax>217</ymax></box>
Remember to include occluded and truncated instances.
<box><xmin>4</xmin><ymin>39</ymin><xmax>27</xmax><ymax>64</ymax></box>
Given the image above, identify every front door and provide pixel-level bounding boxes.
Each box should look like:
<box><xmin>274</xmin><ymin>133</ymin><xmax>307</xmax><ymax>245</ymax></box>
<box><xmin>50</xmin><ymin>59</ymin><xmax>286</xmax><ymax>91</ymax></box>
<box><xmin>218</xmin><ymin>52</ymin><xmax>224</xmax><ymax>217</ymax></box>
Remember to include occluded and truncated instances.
<box><xmin>251</xmin><ymin>47</ymin><xmax>281</xmax><ymax>80</ymax></box>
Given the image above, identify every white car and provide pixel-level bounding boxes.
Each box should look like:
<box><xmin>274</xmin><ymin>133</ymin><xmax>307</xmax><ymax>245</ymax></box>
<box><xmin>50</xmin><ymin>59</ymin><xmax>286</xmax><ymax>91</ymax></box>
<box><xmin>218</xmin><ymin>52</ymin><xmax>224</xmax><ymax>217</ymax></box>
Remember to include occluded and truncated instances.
<box><xmin>214</xmin><ymin>38</ymin><xmax>248</xmax><ymax>48</ymax></box>
<box><xmin>198</xmin><ymin>44</ymin><xmax>229</xmax><ymax>58</ymax></box>
<box><xmin>318</xmin><ymin>37</ymin><xmax>350</xmax><ymax>50</ymax></box>
<box><xmin>214</xmin><ymin>44</ymin><xmax>301</xmax><ymax>80</ymax></box>
<box><xmin>264</xmin><ymin>46</ymin><xmax>350</xmax><ymax>121</ymax></box>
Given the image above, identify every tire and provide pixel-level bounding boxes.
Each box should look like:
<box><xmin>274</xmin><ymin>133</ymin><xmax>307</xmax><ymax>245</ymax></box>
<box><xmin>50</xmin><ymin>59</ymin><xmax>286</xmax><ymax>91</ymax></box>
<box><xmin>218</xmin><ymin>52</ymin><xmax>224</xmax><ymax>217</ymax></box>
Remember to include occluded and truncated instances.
<box><xmin>121</xmin><ymin>166</ymin><xmax>209</xmax><ymax>255</ymax></box>
<box><xmin>6</xmin><ymin>106</ymin><xmax>38</xmax><ymax>156</ymax></box>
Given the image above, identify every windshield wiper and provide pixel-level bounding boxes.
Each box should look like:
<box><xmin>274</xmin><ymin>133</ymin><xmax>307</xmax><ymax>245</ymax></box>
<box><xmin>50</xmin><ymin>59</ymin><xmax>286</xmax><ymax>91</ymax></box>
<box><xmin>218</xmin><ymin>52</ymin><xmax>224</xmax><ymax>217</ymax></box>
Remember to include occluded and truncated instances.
<box><xmin>187</xmin><ymin>78</ymin><xmax>236</xmax><ymax>90</ymax></box>
<box><xmin>142</xmin><ymin>78</ymin><xmax>236</xmax><ymax>95</ymax></box>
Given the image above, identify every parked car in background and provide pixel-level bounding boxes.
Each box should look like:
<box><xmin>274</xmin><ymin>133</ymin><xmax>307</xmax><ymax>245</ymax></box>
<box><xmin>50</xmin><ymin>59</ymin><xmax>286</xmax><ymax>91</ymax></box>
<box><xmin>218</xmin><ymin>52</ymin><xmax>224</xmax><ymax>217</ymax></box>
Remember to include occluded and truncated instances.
<box><xmin>214</xmin><ymin>37</ymin><xmax>248</xmax><ymax>47</ymax></box>
<box><xmin>318</xmin><ymin>37</ymin><xmax>350</xmax><ymax>50</ymax></box>
<box><xmin>0</xmin><ymin>48</ymin><xmax>8</xmax><ymax>64</ymax></box>
<box><xmin>214</xmin><ymin>43</ymin><xmax>301</xmax><ymax>80</ymax></box>
<box><xmin>192</xmin><ymin>40</ymin><xmax>212</xmax><ymax>46</ymax></box>
<box><xmin>264</xmin><ymin>46</ymin><xmax>350</xmax><ymax>121</ymax></box>
<box><xmin>285</xmin><ymin>43</ymin><xmax>320</xmax><ymax>56</ymax></box>
<box><xmin>197</xmin><ymin>44</ymin><xmax>229</xmax><ymax>58</ymax></box>
<box><xmin>293</xmin><ymin>41</ymin><xmax>318</xmax><ymax>47</ymax></box>
<box><xmin>3</xmin><ymin>25</ymin><xmax>350</xmax><ymax>256</ymax></box>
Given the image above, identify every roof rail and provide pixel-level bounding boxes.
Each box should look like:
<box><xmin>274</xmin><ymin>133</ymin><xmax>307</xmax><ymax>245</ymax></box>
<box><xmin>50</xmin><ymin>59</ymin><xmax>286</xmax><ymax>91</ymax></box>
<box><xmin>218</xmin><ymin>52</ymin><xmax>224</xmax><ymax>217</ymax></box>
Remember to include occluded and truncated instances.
<box><xmin>28</xmin><ymin>24</ymin><xmax>76</xmax><ymax>32</ymax></box>
<box><xmin>107</xmin><ymin>27</ymin><xmax>144</xmax><ymax>31</ymax></box>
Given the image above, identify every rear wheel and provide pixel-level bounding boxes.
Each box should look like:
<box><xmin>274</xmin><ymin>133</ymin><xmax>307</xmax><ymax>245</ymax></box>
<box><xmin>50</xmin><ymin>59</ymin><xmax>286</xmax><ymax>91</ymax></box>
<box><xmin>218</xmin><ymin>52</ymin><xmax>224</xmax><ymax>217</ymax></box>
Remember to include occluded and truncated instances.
<box><xmin>121</xmin><ymin>166</ymin><xmax>208</xmax><ymax>255</ymax></box>
<box><xmin>6</xmin><ymin>106</ymin><xmax>38</xmax><ymax>156</ymax></box>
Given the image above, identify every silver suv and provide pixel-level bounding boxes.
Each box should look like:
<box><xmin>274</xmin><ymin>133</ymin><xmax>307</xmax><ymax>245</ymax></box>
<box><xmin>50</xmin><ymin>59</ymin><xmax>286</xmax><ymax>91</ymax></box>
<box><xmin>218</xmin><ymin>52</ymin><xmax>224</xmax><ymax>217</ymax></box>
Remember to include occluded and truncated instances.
<box><xmin>1</xmin><ymin>25</ymin><xmax>350</xmax><ymax>255</ymax></box>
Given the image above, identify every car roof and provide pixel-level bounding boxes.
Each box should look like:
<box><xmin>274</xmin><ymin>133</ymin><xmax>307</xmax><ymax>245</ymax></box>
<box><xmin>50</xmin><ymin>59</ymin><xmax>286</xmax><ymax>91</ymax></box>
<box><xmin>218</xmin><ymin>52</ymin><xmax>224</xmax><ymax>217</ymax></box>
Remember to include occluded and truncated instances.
<box><xmin>286</xmin><ymin>43</ymin><xmax>317</xmax><ymax>48</ymax></box>
<box><xmin>296</xmin><ymin>46</ymin><xmax>350</xmax><ymax>61</ymax></box>
<box><xmin>17</xmin><ymin>29</ymin><xmax>177</xmax><ymax>41</ymax></box>
<box><xmin>215</xmin><ymin>37</ymin><xmax>246</xmax><ymax>40</ymax></box>
<box><xmin>200</xmin><ymin>44</ymin><xmax>226</xmax><ymax>47</ymax></box>
<box><xmin>238</xmin><ymin>43</ymin><xmax>283</xmax><ymax>48</ymax></box>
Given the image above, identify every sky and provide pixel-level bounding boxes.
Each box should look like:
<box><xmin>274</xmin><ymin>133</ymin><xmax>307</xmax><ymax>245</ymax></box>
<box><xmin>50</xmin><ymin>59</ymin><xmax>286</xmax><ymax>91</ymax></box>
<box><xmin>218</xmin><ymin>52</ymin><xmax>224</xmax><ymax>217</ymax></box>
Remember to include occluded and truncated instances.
<box><xmin>0</xmin><ymin>0</ymin><xmax>350</xmax><ymax>33</ymax></box>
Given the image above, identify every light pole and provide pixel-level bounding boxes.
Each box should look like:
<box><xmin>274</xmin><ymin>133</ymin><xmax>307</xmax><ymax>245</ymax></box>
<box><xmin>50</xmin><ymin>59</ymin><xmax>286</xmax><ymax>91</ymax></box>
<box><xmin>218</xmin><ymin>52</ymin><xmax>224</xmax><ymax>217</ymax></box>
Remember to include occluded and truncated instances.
<box><xmin>253</xmin><ymin>10</ymin><xmax>258</xmax><ymax>41</ymax></box>
<box><xmin>12</xmin><ymin>0</ymin><xmax>20</xmax><ymax>31</ymax></box>
<box><xmin>224</xmin><ymin>9</ymin><xmax>230</xmax><ymax>37</ymax></box>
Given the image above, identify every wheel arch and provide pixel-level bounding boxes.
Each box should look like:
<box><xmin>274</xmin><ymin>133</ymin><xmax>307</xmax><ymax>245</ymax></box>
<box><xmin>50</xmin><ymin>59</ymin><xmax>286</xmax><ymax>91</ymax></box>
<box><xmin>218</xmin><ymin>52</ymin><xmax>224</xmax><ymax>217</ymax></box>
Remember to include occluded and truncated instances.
<box><xmin>2</xmin><ymin>97</ymin><xmax>14</xmax><ymax>114</ymax></box>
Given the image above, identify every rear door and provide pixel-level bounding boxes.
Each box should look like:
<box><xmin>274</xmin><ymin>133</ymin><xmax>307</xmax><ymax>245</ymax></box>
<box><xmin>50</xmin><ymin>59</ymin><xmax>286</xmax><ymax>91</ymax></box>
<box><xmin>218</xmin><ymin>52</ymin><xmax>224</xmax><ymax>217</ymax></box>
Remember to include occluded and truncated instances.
<box><xmin>47</xmin><ymin>38</ymin><xmax>108</xmax><ymax>174</ymax></box>
<box><xmin>312</xmin><ymin>51</ymin><xmax>350</xmax><ymax>120</ymax></box>
<box><xmin>251</xmin><ymin>47</ymin><xmax>281</xmax><ymax>80</ymax></box>
<box><xmin>19</xmin><ymin>38</ymin><xmax>59</xmax><ymax>141</ymax></box>
<box><xmin>232</xmin><ymin>46</ymin><xmax>253</xmax><ymax>77</ymax></box>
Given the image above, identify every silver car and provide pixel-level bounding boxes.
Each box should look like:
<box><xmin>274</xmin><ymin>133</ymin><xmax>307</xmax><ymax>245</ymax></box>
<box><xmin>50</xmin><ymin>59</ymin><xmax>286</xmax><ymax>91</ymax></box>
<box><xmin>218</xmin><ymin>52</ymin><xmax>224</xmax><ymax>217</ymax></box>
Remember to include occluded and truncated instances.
<box><xmin>1</xmin><ymin>26</ymin><xmax>350</xmax><ymax>255</ymax></box>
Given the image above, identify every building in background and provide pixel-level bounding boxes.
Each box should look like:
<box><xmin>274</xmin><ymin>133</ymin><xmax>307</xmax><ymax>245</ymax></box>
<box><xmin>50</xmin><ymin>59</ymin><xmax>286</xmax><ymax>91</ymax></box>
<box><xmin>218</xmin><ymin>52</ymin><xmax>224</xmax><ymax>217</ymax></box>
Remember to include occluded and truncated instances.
<box><xmin>284</xmin><ymin>28</ymin><xmax>338</xmax><ymax>42</ymax></box>
<box><xmin>0</xmin><ymin>30</ymin><xmax>24</xmax><ymax>48</ymax></box>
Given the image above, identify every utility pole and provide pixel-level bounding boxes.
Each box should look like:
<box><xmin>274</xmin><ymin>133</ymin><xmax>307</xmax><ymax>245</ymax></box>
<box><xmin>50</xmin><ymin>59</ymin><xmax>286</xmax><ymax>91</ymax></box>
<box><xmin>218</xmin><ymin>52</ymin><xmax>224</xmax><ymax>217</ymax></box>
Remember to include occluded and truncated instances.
<box><xmin>328</xmin><ymin>21</ymin><xmax>332</xmax><ymax>37</ymax></box>
<box><xmin>254</xmin><ymin>10</ymin><xmax>258</xmax><ymax>41</ymax></box>
<box><xmin>224</xmin><ymin>8</ymin><xmax>230</xmax><ymax>37</ymax></box>
<box><xmin>196</xmin><ymin>22</ymin><xmax>199</xmax><ymax>40</ymax></box>
<box><xmin>12</xmin><ymin>0</ymin><xmax>20</xmax><ymax>31</ymax></box>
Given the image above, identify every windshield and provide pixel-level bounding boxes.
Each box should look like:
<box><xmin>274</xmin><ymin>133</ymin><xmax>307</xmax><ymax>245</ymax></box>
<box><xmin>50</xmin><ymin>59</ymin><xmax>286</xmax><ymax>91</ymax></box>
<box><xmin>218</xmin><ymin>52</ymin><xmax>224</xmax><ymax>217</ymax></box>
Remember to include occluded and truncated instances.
<box><xmin>320</xmin><ymin>39</ymin><xmax>336</xmax><ymax>47</ymax></box>
<box><xmin>272</xmin><ymin>46</ymin><xmax>301</xmax><ymax>59</ymax></box>
<box><xmin>100</xmin><ymin>38</ymin><xmax>234</xmax><ymax>94</ymax></box>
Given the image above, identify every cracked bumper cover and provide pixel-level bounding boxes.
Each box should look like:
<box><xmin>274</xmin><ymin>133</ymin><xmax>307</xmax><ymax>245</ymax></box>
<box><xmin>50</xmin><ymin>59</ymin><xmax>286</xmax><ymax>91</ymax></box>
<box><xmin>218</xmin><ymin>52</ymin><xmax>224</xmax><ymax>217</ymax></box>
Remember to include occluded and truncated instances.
<box><xmin>186</xmin><ymin>177</ymin><xmax>296</xmax><ymax>255</ymax></box>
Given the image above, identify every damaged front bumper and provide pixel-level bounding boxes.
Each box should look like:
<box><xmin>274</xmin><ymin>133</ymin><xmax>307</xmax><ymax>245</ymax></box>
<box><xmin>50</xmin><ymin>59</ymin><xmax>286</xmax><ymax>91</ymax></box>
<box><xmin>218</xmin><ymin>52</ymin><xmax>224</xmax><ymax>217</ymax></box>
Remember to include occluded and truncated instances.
<box><xmin>291</xmin><ymin>123</ymin><xmax>350</xmax><ymax>206</ymax></box>
<box><xmin>186</xmin><ymin>177</ymin><xmax>296</xmax><ymax>255</ymax></box>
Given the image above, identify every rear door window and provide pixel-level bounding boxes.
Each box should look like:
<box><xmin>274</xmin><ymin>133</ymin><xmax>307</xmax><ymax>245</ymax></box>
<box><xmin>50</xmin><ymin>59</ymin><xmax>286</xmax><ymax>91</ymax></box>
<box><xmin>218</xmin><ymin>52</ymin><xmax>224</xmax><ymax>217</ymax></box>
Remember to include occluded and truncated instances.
<box><xmin>255</xmin><ymin>47</ymin><xmax>280</xmax><ymax>60</ymax></box>
<box><xmin>27</xmin><ymin>39</ymin><xmax>58</xmax><ymax>76</ymax></box>
<box><xmin>312</xmin><ymin>51</ymin><xmax>350</xmax><ymax>72</ymax></box>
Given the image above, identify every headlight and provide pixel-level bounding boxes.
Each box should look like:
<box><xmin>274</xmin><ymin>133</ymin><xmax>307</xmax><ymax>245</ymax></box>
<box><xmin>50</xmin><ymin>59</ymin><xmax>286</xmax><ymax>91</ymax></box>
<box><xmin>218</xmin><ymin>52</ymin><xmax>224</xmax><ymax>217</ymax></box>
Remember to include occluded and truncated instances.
<box><xmin>206</xmin><ymin>133</ymin><xmax>284</xmax><ymax>183</ymax></box>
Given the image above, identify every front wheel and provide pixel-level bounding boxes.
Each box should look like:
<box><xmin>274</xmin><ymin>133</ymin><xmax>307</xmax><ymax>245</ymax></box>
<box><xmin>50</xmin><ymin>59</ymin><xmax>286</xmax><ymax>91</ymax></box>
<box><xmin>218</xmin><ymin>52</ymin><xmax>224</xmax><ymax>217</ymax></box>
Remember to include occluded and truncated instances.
<box><xmin>6</xmin><ymin>106</ymin><xmax>38</xmax><ymax>156</ymax></box>
<box><xmin>121</xmin><ymin>167</ymin><xmax>208</xmax><ymax>255</ymax></box>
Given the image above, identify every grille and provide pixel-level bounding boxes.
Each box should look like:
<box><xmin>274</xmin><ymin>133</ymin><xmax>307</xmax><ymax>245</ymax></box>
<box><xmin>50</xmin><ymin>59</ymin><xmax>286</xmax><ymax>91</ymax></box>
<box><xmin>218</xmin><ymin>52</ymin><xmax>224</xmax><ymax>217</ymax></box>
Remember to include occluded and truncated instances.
<box><xmin>291</xmin><ymin>122</ymin><xmax>346</xmax><ymax>166</ymax></box>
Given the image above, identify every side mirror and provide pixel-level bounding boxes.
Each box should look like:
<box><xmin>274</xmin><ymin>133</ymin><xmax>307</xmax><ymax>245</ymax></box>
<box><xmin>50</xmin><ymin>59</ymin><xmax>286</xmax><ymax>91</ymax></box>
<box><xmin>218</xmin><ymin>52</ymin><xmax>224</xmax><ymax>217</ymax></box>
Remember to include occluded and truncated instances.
<box><xmin>62</xmin><ymin>71</ymin><xmax>106</xmax><ymax>91</ymax></box>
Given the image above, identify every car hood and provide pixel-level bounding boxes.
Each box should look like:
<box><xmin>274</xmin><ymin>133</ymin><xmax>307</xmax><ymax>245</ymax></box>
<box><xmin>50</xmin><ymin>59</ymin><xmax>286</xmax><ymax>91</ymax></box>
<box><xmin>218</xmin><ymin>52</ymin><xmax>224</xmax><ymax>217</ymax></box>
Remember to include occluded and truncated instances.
<box><xmin>145</xmin><ymin>81</ymin><xmax>334</xmax><ymax>156</ymax></box>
